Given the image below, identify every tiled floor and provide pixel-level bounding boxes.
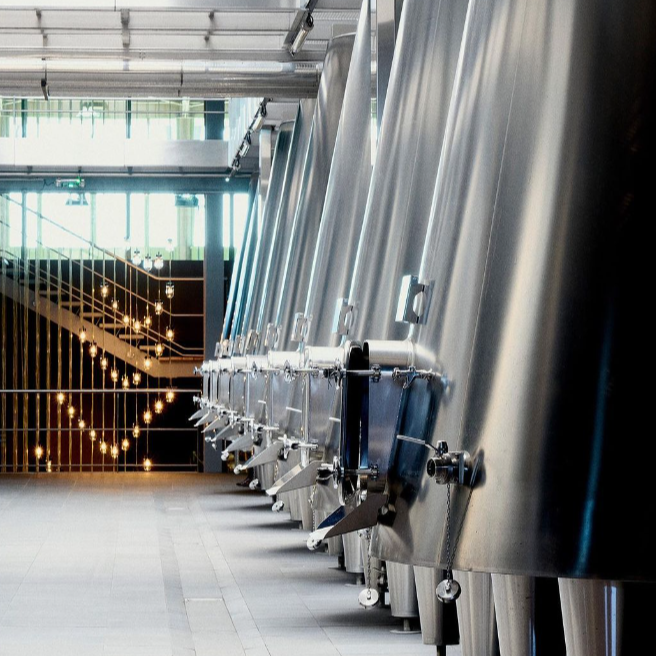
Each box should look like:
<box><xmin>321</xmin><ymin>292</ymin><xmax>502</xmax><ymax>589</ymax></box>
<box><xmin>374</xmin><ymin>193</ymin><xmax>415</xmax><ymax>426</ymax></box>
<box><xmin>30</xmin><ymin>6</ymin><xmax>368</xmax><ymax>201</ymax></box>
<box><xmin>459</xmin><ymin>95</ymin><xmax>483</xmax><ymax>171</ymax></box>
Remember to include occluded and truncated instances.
<box><xmin>0</xmin><ymin>473</ymin><xmax>450</xmax><ymax>656</ymax></box>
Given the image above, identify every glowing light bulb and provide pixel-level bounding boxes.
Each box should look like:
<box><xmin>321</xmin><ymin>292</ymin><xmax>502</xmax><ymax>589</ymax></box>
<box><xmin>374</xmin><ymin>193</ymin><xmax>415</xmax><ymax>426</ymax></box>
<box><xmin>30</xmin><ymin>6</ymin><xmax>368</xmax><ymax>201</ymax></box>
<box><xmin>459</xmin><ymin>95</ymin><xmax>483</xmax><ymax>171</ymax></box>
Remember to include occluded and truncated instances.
<box><xmin>78</xmin><ymin>418</ymin><xmax>86</xmax><ymax>430</ymax></box>
<box><xmin>111</xmin><ymin>444</ymin><xmax>119</xmax><ymax>459</ymax></box>
<box><xmin>56</xmin><ymin>392</ymin><xmax>65</xmax><ymax>405</ymax></box>
<box><xmin>154</xmin><ymin>253</ymin><xmax>164</xmax><ymax>270</ymax></box>
<box><xmin>166</xmin><ymin>326</ymin><xmax>174</xmax><ymax>341</ymax></box>
<box><xmin>67</xmin><ymin>405</ymin><xmax>76</xmax><ymax>418</ymax></box>
<box><xmin>144</xmin><ymin>356</ymin><xmax>152</xmax><ymax>371</ymax></box>
<box><xmin>100</xmin><ymin>283</ymin><xmax>110</xmax><ymax>298</ymax></box>
<box><xmin>110</xmin><ymin>368</ymin><xmax>119</xmax><ymax>383</ymax></box>
<box><xmin>89</xmin><ymin>429</ymin><xmax>97</xmax><ymax>441</ymax></box>
<box><xmin>154</xmin><ymin>300</ymin><xmax>164</xmax><ymax>316</ymax></box>
<box><xmin>79</xmin><ymin>327</ymin><xmax>87</xmax><ymax>343</ymax></box>
<box><xmin>100</xmin><ymin>356</ymin><xmax>109</xmax><ymax>371</ymax></box>
<box><xmin>143</xmin><ymin>458</ymin><xmax>152</xmax><ymax>472</ymax></box>
<box><xmin>143</xmin><ymin>314</ymin><xmax>152</xmax><ymax>328</ymax></box>
<box><xmin>143</xmin><ymin>255</ymin><xmax>153</xmax><ymax>272</ymax></box>
<box><xmin>165</xmin><ymin>282</ymin><xmax>174</xmax><ymax>299</ymax></box>
<box><xmin>133</xmin><ymin>318</ymin><xmax>142</xmax><ymax>334</ymax></box>
<box><xmin>133</xmin><ymin>424</ymin><xmax>141</xmax><ymax>438</ymax></box>
<box><xmin>166</xmin><ymin>388</ymin><xmax>175</xmax><ymax>404</ymax></box>
<box><xmin>143</xmin><ymin>409</ymin><xmax>152</xmax><ymax>425</ymax></box>
<box><xmin>154</xmin><ymin>398</ymin><xmax>164</xmax><ymax>414</ymax></box>
<box><xmin>133</xmin><ymin>371</ymin><xmax>142</xmax><ymax>385</ymax></box>
<box><xmin>99</xmin><ymin>441</ymin><xmax>108</xmax><ymax>455</ymax></box>
<box><xmin>35</xmin><ymin>445</ymin><xmax>44</xmax><ymax>459</ymax></box>
<box><xmin>89</xmin><ymin>341</ymin><xmax>98</xmax><ymax>358</ymax></box>
<box><xmin>155</xmin><ymin>342</ymin><xmax>164</xmax><ymax>358</ymax></box>
<box><xmin>46</xmin><ymin>460</ymin><xmax>52</xmax><ymax>472</ymax></box>
<box><xmin>122</xmin><ymin>314</ymin><xmax>130</xmax><ymax>326</ymax></box>
<box><xmin>122</xmin><ymin>375</ymin><xmax>130</xmax><ymax>389</ymax></box>
<box><xmin>121</xmin><ymin>437</ymin><xmax>130</xmax><ymax>451</ymax></box>
<box><xmin>111</xmin><ymin>298</ymin><xmax>119</xmax><ymax>311</ymax></box>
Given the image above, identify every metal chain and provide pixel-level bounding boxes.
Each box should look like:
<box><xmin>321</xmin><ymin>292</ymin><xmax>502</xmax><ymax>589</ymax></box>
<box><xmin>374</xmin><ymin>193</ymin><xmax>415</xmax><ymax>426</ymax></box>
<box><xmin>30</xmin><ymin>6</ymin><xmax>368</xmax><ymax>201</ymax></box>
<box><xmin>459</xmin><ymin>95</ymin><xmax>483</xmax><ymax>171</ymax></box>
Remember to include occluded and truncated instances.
<box><xmin>366</xmin><ymin>529</ymin><xmax>372</xmax><ymax>596</ymax></box>
<box><xmin>445</xmin><ymin>484</ymin><xmax>452</xmax><ymax>581</ymax></box>
<box><xmin>310</xmin><ymin>484</ymin><xmax>317</xmax><ymax>532</ymax></box>
<box><xmin>444</xmin><ymin>482</ymin><xmax>475</xmax><ymax>577</ymax></box>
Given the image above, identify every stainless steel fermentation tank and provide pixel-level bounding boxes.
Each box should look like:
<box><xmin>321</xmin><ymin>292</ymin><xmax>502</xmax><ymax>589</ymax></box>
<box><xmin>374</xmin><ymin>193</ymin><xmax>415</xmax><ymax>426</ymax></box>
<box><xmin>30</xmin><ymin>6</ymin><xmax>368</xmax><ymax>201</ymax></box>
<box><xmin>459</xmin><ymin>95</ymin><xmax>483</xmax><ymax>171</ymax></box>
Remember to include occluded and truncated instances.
<box><xmin>250</xmin><ymin>33</ymin><xmax>355</xmax><ymax>530</ymax></box>
<box><xmin>299</xmin><ymin>0</ymin><xmax>470</xmax><ymax>643</ymax></box>
<box><xmin>228</xmin><ymin>34</ymin><xmax>354</xmax><ymax>525</ymax></box>
<box><xmin>266</xmin><ymin>0</ymin><xmax>374</xmax><ymax>576</ymax></box>
<box><xmin>341</xmin><ymin>0</ymin><xmax>656</xmax><ymax>654</ymax></box>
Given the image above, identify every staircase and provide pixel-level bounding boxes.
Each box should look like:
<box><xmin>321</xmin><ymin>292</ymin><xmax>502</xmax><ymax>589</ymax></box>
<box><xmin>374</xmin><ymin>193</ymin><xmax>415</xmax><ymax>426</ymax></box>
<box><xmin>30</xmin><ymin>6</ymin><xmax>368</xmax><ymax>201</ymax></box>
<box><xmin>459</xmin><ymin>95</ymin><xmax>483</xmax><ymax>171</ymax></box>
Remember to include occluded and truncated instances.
<box><xmin>0</xmin><ymin>244</ymin><xmax>203</xmax><ymax>379</ymax></box>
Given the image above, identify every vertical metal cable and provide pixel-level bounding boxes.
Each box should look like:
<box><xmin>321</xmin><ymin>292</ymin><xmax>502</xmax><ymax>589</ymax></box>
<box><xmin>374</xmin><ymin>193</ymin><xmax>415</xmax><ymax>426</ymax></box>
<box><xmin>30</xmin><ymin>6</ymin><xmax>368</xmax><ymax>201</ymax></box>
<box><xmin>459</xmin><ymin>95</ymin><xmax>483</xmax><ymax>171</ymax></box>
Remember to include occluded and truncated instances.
<box><xmin>12</xmin><ymin>256</ymin><xmax>19</xmax><ymax>472</ymax></box>
<box><xmin>90</xmin><ymin>245</ymin><xmax>95</xmax><ymax>472</ymax></box>
<box><xmin>22</xmin><ymin>196</ymin><xmax>29</xmax><ymax>472</ymax></box>
<box><xmin>35</xmin><ymin>236</ymin><xmax>41</xmax><ymax>472</ymax></box>
<box><xmin>68</xmin><ymin>257</ymin><xmax>73</xmax><ymax>471</ymax></box>
<box><xmin>1</xmin><ymin>253</ymin><xmax>6</xmax><ymax>473</ymax></box>
<box><xmin>46</xmin><ymin>252</ymin><xmax>51</xmax><ymax>468</ymax></box>
<box><xmin>57</xmin><ymin>250</ymin><xmax>62</xmax><ymax>471</ymax></box>
<box><xmin>79</xmin><ymin>250</ymin><xmax>83</xmax><ymax>471</ymax></box>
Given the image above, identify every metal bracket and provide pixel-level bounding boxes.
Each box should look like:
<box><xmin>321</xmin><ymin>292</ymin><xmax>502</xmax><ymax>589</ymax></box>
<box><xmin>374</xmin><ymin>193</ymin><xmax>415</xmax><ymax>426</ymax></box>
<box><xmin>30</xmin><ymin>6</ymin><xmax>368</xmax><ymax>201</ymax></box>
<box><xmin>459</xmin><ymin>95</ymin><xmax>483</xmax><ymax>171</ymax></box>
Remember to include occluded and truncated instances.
<box><xmin>264</xmin><ymin>322</ymin><xmax>280</xmax><ymax>349</ymax></box>
<box><xmin>245</xmin><ymin>329</ymin><xmax>259</xmax><ymax>353</ymax></box>
<box><xmin>291</xmin><ymin>312</ymin><xmax>310</xmax><ymax>343</ymax></box>
<box><xmin>395</xmin><ymin>275</ymin><xmax>433</xmax><ymax>324</ymax></box>
<box><xmin>332</xmin><ymin>297</ymin><xmax>354</xmax><ymax>336</ymax></box>
<box><xmin>391</xmin><ymin>366</ymin><xmax>444</xmax><ymax>389</ymax></box>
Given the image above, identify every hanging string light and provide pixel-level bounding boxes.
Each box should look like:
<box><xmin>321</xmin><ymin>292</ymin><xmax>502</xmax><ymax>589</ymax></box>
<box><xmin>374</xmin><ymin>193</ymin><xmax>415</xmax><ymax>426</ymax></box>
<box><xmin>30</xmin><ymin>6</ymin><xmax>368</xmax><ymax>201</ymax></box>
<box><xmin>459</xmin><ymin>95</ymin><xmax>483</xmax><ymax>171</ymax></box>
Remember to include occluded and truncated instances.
<box><xmin>89</xmin><ymin>429</ymin><xmax>97</xmax><ymax>441</ymax></box>
<box><xmin>155</xmin><ymin>342</ymin><xmax>164</xmax><ymax>358</ymax></box>
<box><xmin>154</xmin><ymin>253</ymin><xmax>164</xmax><ymax>270</ymax></box>
<box><xmin>67</xmin><ymin>405</ymin><xmax>76</xmax><ymax>418</ymax></box>
<box><xmin>143</xmin><ymin>314</ymin><xmax>152</xmax><ymax>329</ymax></box>
<box><xmin>100</xmin><ymin>282</ymin><xmax>110</xmax><ymax>299</ymax></box>
<box><xmin>143</xmin><ymin>457</ymin><xmax>152</xmax><ymax>472</ymax></box>
<box><xmin>165</xmin><ymin>326</ymin><xmax>174</xmax><ymax>341</ymax></box>
<box><xmin>154</xmin><ymin>398</ymin><xmax>164</xmax><ymax>414</ymax></box>
<box><xmin>154</xmin><ymin>300</ymin><xmax>164</xmax><ymax>315</ymax></box>
<box><xmin>132</xmin><ymin>424</ymin><xmax>141</xmax><ymax>438</ymax></box>
<box><xmin>56</xmin><ymin>392</ymin><xmax>65</xmax><ymax>405</ymax></box>
<box><xmin>99</xmin><ymin>440</ymin><xmax>108</xmax><ymax>455</ymax></box>
<box><xmin>131</xmin><ymin>249</ymin><xmax>142</xmax><ymax>266</ymax></box>
<box><xmin>133</xmin><ymin>318</ymin><xmax>142</xmax><ymax>334</ymax></box>
<box><xmin>78</xmin><ymin>327</ymin><xmax>87</xmax><ymax>343</ymax></box>
<box><xmin>165</xmin><ymin>282</ymin><xmax>174</xmax><ymax>299</ymax></box>
<box><xmin>144</xmin><ymin>355</ymin><xmax>152</xmax><ymax>371</ymax></box>
<box><xmin>110</xmin><ymin>443</ymin><xmax>119</xmax><ymax>459</ymax></box>
<box><xmin>133</xmin><ymin>371</ymin><xmax>142</xmax><ymax>386</ymax></box>
<box><xmin>89</xmin><ymin>341</ymin><xmax>98</xmax><ymax>358</ymax></box>
<box><xmin>100</xmin><ymin>355</ymin><xmax>108</xmax><ymax>371</ymax></box>
<box><xmin>143</xmin><ymin>255</ymin><xmax>153</xmax><ymax>272</ymax></box>
<box><xmin>121</xmin><ymin>374</ymin><xmax>130</xmax><ymax>390</ymax></box>
<box><xmin>143</xmin><ymin>408</ymin><xmax>152</xmax><ymax>425</ymax></box>
<box><xmin>121</xmin><ymin>437</ymin><xmax>130</xmax><ymax>451</ymax></box>
<box><xmin>78</xmin><ymin>418</ymin><xmax>86</xmax><ymax>430</ymax></box>
<box><xmin>110</xmin><ymin>367</ymin><xmax>119</xmax><ymax>383</ymax></box>
<box><xmin>166</xmin><ymin>388</ymin><xmax>175</xmax><ymax>404</ymax></box>
<box><xmin>111</xmin><ymin>298</ymin><xmax>119</xmax><ymax>311</ymax></box>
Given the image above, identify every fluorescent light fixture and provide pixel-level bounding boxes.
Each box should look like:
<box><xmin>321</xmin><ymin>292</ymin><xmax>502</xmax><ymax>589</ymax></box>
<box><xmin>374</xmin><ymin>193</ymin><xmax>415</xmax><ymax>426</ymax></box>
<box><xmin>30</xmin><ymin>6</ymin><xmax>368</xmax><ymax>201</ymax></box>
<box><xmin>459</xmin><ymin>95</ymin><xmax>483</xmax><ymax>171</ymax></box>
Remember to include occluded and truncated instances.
<box><xmin>289</xmin><ymin>14</ymin><xmax>314</xmax><ymax>57</ymax></box>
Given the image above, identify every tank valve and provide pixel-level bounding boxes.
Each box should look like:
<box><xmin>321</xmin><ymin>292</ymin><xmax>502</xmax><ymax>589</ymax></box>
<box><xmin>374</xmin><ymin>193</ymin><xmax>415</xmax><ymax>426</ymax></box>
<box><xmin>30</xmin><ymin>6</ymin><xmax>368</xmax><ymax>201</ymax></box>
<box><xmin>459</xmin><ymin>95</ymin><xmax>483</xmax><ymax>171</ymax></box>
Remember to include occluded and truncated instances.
<box><xmin>426</xmin><ymin>440</ymin><xmax>473</xmax><ymax>486</ymax></box>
